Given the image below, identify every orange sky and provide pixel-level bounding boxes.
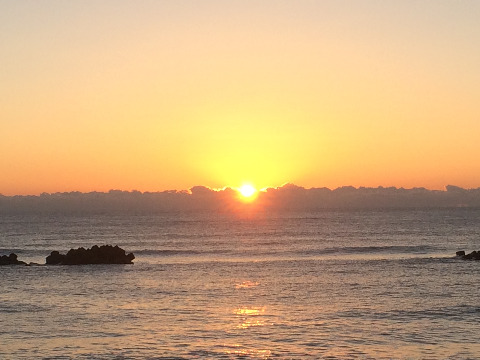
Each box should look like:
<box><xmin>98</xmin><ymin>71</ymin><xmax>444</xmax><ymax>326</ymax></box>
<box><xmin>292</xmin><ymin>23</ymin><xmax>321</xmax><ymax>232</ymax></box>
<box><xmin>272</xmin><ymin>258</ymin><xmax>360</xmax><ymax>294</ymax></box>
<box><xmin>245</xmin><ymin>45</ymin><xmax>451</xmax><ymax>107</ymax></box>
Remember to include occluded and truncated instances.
<box><xmin>1</xmin><ymin>1</ymin><xmax>480</xmax><ymax>195</ymax></box>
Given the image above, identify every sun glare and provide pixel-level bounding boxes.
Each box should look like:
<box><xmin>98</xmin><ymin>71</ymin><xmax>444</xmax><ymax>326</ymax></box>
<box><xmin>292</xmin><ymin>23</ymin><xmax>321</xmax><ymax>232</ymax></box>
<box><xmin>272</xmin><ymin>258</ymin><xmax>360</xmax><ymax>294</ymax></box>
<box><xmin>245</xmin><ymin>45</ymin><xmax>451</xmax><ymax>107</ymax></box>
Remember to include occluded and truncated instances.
<box><xmin>238</xmin><ymin>184</ymin><xmax>257</xmax><ymax>198</ymax></box>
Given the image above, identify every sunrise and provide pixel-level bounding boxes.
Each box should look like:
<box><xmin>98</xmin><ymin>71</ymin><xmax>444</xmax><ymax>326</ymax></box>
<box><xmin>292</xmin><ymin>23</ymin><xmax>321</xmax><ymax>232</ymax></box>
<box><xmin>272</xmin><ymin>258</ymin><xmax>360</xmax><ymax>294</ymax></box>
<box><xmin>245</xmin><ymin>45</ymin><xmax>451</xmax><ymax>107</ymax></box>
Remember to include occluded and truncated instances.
<box><xmin>2</xmin><ymin>1</ymin><xmax>480</xmax><ymax>195</ymax></box>
<box><xmin>2</xmin><ymin>1</ymin><xmax>480</xmax><ymax>358</ymax></box>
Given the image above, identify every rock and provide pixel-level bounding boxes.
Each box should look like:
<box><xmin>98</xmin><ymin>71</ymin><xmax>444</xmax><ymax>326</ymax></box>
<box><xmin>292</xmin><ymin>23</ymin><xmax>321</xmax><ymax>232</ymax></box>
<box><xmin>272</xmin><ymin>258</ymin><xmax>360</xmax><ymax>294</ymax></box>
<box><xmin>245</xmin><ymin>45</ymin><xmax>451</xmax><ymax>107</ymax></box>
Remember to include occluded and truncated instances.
<box><xmin>0</xmin><ymin>253</ymin><xmax>27</xmax><ymax>266</ymax></box>
<box><xmin>46</xmin><ymin>245</ymin><xmax>135</xmax><ymax>265</ymax></box>
<box><xmin>45</xmin><ymin>250</ymin><xmax>65</xmax><ymax>265</ymax></box>
<box><xmin>463</xmin><ymin>250</ymin><xmax>480</xmax><ymax>260</ymax></box>
<box><xmin>457</xmin><ymin>250</ymin><xmax>480</xmax><ymax>260</ymax></box>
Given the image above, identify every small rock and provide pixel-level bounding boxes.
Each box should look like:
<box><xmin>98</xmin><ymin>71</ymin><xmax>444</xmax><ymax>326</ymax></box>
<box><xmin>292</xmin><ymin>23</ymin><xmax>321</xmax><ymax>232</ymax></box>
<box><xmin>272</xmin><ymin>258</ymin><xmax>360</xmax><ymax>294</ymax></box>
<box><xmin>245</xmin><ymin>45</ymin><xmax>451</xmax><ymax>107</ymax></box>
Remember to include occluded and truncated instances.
<box><xmin>0</xmin><ymin>253</ymin><xmax>27</xmax><ymax>266</ymax></box>
<box><xmin>460</xmin><ymin>250</ymin><xmax>480</xmax><ymax>260</ymax></box>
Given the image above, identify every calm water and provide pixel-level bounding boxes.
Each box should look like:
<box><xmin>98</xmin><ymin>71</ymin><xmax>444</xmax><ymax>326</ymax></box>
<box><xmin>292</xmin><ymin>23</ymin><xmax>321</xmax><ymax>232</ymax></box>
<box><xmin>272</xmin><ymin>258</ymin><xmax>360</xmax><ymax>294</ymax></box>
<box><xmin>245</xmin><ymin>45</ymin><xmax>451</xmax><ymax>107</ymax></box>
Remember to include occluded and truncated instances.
<box><xmin>1</xmin><ymin>208</ymin><xmax>480</xmax><ymax>359</ymax></box>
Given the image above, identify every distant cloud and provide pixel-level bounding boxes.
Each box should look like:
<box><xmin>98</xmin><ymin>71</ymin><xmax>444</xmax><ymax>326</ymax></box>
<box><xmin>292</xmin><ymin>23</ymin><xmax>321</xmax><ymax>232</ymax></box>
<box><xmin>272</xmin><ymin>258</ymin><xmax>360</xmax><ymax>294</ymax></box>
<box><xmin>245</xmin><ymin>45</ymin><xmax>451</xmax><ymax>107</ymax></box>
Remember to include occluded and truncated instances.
<box><xmin>1</xmin><ymin>184</ymin><xmax>480</xmax><ymax>214</ymax></box>
<box><xmin>190</xmin><ymin>186</ymin><xmax>215</xmax><ymax>195</ymax></box>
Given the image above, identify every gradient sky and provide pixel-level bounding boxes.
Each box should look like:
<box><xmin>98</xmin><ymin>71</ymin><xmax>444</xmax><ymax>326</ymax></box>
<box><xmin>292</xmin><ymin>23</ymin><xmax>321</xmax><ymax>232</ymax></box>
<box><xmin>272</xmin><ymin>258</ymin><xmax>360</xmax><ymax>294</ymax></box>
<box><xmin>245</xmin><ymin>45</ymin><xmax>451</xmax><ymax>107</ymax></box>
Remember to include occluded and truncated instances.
<box><xmin>1</xmin><ymin>0</ymin><xmax>479</xmax><ymax>195</ymax></box>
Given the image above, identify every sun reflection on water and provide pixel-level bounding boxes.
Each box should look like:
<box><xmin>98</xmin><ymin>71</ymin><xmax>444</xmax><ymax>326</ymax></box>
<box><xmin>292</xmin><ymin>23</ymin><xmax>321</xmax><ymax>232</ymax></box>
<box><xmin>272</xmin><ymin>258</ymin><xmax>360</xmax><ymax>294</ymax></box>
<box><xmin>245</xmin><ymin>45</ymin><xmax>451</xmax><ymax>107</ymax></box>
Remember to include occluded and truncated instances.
<box><xmin>224</xmin><ymin>347</ymin><xmax>272</xmax><ymax>358</ymax></box>
<box><xmin>234</xmin><ymin>306</ymin><xmax>267</xmax><ymax>329</ymax></box>
<box><xmin>234</xmin><ymin>307</ymin><xmax>265</xmax><ymax>316</ymax></box>
<box><xmin>228</xmin><ymin>279</ymin><xmax>272</xmax><ymax>356</ymax></box>
<box><xmin>235</xmin><ymin>280</ymin><xmax>260</xmax><ymax>289</ymax></box>
<box><xmin>237</xmin><ymin>318</ymin><xmax>265</xmax><ymax>329</ymax></box>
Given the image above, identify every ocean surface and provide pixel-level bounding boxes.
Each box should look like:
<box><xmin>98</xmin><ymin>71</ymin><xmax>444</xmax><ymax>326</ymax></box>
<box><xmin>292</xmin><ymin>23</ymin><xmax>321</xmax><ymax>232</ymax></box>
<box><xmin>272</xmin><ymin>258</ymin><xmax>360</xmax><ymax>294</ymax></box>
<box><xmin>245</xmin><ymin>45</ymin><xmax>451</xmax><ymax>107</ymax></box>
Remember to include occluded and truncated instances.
<box><xmin>1</xmin><ymin>208</ymin><xmax>480</xmax><ymax>359</ymax></box>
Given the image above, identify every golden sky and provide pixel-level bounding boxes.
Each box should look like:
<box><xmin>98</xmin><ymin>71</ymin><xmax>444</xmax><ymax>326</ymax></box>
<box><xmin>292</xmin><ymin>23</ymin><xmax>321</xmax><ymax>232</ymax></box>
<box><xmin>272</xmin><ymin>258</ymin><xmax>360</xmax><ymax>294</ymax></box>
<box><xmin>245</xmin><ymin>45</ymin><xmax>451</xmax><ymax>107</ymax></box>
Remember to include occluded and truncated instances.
<box><xmin>1</xmin><ymin>1</ymin><xmax>479</xmax><ymax>195</ymax></box>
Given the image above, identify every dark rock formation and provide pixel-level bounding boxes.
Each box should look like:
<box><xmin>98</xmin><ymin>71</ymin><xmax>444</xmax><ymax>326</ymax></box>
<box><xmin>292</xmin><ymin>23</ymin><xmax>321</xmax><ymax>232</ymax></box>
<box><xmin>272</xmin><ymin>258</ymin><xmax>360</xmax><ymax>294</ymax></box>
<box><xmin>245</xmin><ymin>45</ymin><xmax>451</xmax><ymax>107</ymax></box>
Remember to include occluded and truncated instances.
<box><xmin>464</xmin><ymin>251</ymin><xmax>478</xmax><ymax>260</ymax></box>
<box><xmin>46</xmin><ymin>250</ymin><xmax>65</xmax><ymax>265</ymax></box>
<box><xmin>0</xmin><ymin>253</ymin><xmax>27</xmax><ymax>266</ymax></box>
<box><xmin>46</xmin><ymin>245</ymin><xmax>135</xmax><ymax>265</ymax></box>
<box><xmin>456</xmin><ymin>250</ymin><xmax>480</xmax><ymax>260</ymax></box>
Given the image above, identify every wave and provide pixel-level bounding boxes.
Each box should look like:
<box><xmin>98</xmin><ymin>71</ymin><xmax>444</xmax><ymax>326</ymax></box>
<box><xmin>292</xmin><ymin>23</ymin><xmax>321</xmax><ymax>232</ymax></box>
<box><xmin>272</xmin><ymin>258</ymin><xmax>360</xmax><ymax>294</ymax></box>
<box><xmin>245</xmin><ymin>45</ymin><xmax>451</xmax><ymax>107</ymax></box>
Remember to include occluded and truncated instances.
<box><xmin>1</xmin><ymin>244</ymin><xmax>445</xmax><ymax>263</ymax></box>
<box><xmin>0</xmin><ymin>301</ymin><xmax>49</xmax><ymax>314</ymax></box>
<box><xmin>133</xmin><ymin>244</ymin><xmax>440</xmax><ymax>259</ymax></box>
<box><xmin>339</xmin><ymin>304</ymin><xmax>480</xmax><ymax>322</ymax></box>
<box><xmin>320</xmin><ymin>245</ymin><xmax>437</xmax><ymax>255</ymax></box>
<box><xmin>134</xmin><ymin>249</ymin><xmax>232</xmax><ymax>256</ymax></box>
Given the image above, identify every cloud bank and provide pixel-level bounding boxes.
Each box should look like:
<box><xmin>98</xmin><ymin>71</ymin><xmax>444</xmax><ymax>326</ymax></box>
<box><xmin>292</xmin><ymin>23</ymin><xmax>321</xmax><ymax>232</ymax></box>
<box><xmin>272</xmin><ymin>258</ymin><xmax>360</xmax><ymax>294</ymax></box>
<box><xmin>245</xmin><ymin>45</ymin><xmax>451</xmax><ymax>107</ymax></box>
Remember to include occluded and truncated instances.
<box><xmin>1</xmin><ymin>184</ymin><xmax>480</xmax><ymax>214</ymax></box>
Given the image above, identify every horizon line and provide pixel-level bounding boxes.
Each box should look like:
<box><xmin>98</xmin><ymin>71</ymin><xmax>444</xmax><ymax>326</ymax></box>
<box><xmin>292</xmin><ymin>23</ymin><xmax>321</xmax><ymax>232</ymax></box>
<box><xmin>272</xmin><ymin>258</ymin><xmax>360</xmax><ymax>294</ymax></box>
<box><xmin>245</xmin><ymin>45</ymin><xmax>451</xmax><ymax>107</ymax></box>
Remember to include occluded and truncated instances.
<box><xmin>1</xmin><ymin>183</ymin><xmax>477</xmax><ymax>197</ymax></box>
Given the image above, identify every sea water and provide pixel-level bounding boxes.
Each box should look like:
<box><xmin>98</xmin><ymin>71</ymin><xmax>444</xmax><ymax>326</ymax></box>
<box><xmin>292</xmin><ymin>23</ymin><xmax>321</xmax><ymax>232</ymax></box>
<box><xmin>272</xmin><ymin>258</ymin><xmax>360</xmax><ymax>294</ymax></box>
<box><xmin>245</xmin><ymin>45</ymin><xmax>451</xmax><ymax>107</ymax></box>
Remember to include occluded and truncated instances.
<box><xmin>1</xmin><ymin>208</ymin><xmax>480</xmax><ymax>359</ymax></box>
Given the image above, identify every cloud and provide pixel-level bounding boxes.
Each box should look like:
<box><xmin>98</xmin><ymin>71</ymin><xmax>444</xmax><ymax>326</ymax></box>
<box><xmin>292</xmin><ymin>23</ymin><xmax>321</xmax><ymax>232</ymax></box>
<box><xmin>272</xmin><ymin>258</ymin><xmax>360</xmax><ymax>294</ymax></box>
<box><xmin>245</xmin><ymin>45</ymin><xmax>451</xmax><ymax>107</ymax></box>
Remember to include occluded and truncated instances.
<box><xmin>1</xmin><ymin>184</ymin><xmax>480</xmax><ymax>214</ymax></box>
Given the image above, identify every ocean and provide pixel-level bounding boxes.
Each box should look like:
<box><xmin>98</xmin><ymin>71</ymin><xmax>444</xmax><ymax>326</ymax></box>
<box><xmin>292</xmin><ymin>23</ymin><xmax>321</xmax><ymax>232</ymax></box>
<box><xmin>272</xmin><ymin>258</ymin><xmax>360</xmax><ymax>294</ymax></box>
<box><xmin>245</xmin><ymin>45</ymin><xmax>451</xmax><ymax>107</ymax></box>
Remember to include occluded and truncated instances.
<box><xmin>1</xmin><ymin>208</ymin><xmax>480</xmax><ymax>359</ymax></box>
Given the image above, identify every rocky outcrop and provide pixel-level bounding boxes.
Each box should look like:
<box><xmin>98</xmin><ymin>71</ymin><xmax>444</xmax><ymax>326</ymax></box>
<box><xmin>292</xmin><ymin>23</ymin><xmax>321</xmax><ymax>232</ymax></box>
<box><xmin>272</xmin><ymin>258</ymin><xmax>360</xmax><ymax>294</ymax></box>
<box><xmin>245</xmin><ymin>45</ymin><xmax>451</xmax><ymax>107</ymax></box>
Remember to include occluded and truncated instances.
<box><xmin>0</xmin><ymin>253</ymin><xmax>27</xmax><ymax>265</ymax></box>
<box><xmin>46</xmin><ymin>251</ymin><xmax>64</xmax><ymax>265</ymax></box>
<box><xmin>46</xmin><ymin>245</ymin><xmax>135</xmax><ymax>265</ymax></box>
<box><xmin>456</xmin><ymin>250</ymin><xmax>480</xmax><ymax>260</ymax></box>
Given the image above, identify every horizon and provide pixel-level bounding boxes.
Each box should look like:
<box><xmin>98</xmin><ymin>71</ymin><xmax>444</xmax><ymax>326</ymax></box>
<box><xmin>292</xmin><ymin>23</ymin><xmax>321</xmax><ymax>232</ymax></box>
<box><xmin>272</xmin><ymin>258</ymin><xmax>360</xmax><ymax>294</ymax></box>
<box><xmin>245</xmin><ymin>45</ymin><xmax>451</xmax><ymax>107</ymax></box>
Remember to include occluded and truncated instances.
<box><xmin>2</xmin><ymin>182</ymin><xmax>479</xmax><ymax>197</ymax></box>
<box><xmin>2</xmin><ymin>183</ymin><xmax>480</xmax><ymax>214</ymax></box>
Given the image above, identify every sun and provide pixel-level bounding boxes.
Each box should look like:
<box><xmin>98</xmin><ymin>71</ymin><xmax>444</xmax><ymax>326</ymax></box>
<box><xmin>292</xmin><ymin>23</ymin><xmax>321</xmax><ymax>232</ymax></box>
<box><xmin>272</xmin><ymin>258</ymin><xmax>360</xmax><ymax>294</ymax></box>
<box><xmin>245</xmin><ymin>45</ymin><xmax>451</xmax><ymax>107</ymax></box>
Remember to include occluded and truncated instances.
<box><xmin>238</xmin><ymin>184</ymin><xmax>257</xmax><ymax>198</ymax></box>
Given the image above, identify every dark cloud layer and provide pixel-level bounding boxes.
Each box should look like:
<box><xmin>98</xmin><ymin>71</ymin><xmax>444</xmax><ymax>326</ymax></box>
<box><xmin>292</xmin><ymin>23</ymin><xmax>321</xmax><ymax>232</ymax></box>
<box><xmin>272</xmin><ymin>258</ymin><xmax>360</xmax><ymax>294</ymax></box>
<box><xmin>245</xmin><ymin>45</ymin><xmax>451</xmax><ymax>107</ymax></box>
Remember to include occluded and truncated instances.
<box><xmin>1</xmin><ymin>184</ymin><xmax>480</xmax><ymax>214</ymax></box>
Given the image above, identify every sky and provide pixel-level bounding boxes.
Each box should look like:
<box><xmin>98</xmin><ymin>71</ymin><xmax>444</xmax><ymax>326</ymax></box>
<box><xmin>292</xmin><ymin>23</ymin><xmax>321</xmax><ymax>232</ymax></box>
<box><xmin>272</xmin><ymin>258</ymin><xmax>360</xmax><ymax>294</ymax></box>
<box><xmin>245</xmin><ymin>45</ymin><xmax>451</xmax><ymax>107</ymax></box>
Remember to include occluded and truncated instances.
<box><xmin>1</xmin><ymin>0</ymin><xmax>480</xmax><ymax>195</ymax></box>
